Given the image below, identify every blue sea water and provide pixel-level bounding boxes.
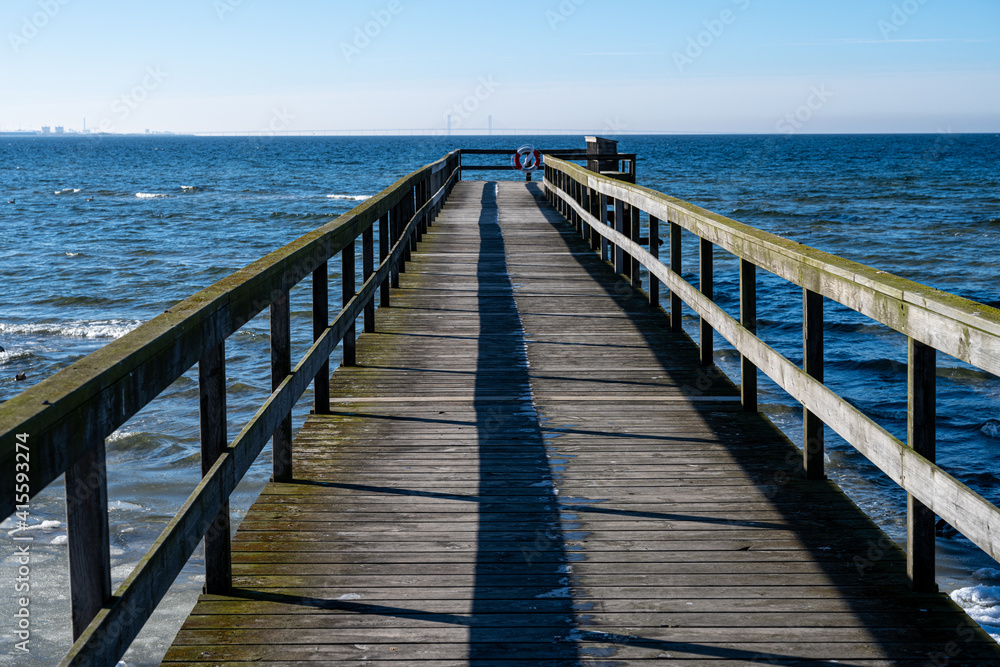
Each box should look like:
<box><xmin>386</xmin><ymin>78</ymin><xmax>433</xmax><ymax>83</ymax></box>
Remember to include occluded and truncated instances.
<box><xmin>1</xmin><ymin>134</ymin><xmax>998</xmax><ymax>662</ymax></box>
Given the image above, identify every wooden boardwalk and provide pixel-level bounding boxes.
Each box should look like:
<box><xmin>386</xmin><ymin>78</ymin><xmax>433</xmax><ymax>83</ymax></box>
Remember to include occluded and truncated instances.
<box><xmin>165</xmin><ymin>181</ymin><xmax>1000</xmax><ymax>665</ymax></box>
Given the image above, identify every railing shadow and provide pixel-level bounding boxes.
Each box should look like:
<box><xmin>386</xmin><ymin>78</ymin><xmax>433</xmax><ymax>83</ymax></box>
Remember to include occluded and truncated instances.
<box><xmin>468</xmin><ymin>181</ymin><xmax>579</xmax><ymax>661</ymax></box>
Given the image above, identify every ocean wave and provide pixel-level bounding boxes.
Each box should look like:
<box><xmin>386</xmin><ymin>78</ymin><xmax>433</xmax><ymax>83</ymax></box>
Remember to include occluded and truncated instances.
<box><xmin>180</xmin><ymin>185</ymin><xmax>200</xmax><ymax>192</ymax></box>
<box><xmin>0</xmin><ymin>319</ymin><xmax>143</xmax><ymax>339</ymax></box>
<box><xmin>54</xmin><ymin>188</ymin><xmax>82</xmax><ymax>195</ymax></box>
<box><xmin>982</xmin><ymin>419</ymin><xmax>1000</xmax><ymax>439</ymax></box>
<box><xmin>136</xmin><ymin>192</ymin><xmax>170</xmax><ymax>199</ymax></box>
<box><xmin>327</xmin><ymin>194</ymin><xmax>372</xmax><ymax>201</ymax></box>
<box><xmin>951</xmin><ymin>585</ymin><xmax>1000</xmax><ymax>641</ymax></box>
<box><xmin>0</xmin><ymin>347</ymin><xmax>32</xmax><ymax>363</ymax></box>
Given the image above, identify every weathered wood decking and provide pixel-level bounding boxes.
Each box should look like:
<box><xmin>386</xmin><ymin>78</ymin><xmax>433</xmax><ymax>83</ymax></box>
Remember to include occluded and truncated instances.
<box><xmin>165</xmin><ymin>181</ymin><xmax>1000</xmax><ymax>664</ymax></box>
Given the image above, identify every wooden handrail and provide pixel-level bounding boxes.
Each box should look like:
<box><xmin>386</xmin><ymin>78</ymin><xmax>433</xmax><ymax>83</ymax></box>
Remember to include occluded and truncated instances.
<box><xmin>543</xmin><ymin>155</ymin><xmax>1000</xmax><ymax>591</ymax></box>
<box><xmin>0</xmin><ymin>151</ymin><xmax>461</xmax><ymax>666</ymax></box>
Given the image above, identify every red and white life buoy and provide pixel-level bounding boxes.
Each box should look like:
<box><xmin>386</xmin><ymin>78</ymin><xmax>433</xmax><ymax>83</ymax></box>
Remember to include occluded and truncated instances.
<box><xmin>512</xmin><ymin>145</ymin><xmax>542</xmax><ymax>172</ymax></box>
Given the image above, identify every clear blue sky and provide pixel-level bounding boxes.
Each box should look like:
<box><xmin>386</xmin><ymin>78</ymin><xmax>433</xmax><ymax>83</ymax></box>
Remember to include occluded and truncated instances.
<box><xmin>2</xmin><ymin>0</ymin><xmax>998</xmax><ymax>133</ymax></box>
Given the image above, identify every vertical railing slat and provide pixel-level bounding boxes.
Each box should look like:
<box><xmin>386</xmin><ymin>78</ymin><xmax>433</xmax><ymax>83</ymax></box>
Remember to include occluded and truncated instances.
<box><xmin>363</xmin><ymin>226</ymin><xmax>375</xmax><ymax>334</ymax></box>
<box><xmin>699</xmin><ymin>238</ymin><xmax>714</xmax><ymax>366</ymax></box>
<box><xmin>65</xmin><ymin>439</ymin><xmax>112</xmax><ymax>638</ymax></box>
<box><xmin>343</xmin><ymin>242</ymin><xmax>357</xmax><ymax>367</ymax></box>
<box><xmin>670</xmin><ymin>222</ymin><xmax>682</xmax><ymax>332</ymax></box>
<box><xmin>908</xmin><ymin>338</ymin><xmax>938</xmax><ymax>592</ymax></box>
<box><xmin>803</xmin><ymin>289</ymin><xmax>825</xmax><ymax>479</ymax></box>
<box><xmin>379</xmin><ymin>213</ymin><xmax>390</xmax><ymax>307</ymax></box>
<box><xmin>630</xmin><ymin>205</ymin><xmax>641</xmax><ymax>288</ymax></box>
<box><xmin>614</xmin><ymin>198</ymin><xmax>626</xmax><ymax>275</ymax></box>
<box><xmin>271</xmin><ymin>291</ymin><xmax>292</xmax><ymax>482</ymax></box>
<box><xmin>649</xmin><ymin>215</ymin><xmax>660</xmax><ymax>308</ymax></box>
<box><xmin>390</xmin><ymin>203</ymin><xmax>401</xmax><ymax>287</ymax></box>
<box><xmin>312</xmin><ymin>262</ymin><xmax>330</xmax><ymax>415</ymax></box>
<box><xmin>740</xmin><ymin>259</ymin><xmax>758</xmax><ymax>413</ymax></box>
<box><xmin>200</xmin><ymin>342</ymin><xmax>231</xmax><ymax>594</ymax></box>
<box><xmin>600</xmin><ymin>194</ymin><xmax>611</xmax><ymax>262</ymax></box>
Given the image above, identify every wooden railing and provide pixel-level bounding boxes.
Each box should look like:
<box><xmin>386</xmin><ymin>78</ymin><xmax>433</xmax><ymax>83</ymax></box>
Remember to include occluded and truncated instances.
<box><xmin>0</xmin><ymin>151</ymin><xmax>461</xmax><ymax>666</ymax></box>
<box><xmin>543</xmin><ymin>155</ymin><xmax>1000</xmax><ymax>593</ymax></box>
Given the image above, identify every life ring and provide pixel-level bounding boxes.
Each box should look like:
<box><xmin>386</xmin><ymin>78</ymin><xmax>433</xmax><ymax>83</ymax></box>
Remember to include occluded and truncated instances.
<box><xmin>512</xmin><ymin>145</ymin><xmax>542</xmax><ymax>172</ymax></box>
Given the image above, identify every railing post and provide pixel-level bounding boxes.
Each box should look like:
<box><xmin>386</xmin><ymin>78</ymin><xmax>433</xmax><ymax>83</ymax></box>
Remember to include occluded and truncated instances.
<box><xmin>600</xmin><ymin>194</ymin><xmax>611</xmax><ymax>263</ymax></box>
<box><xmin>649</xmin><ymin>215</ymin><xmax>660</xmax><ymax>308</ymax></box>
<box><xmin>363</xmin><ymin>224</ymin><xmax>375</xmax><ymax>334</ymax></box>
<box><xmin>699</xmin><ymin>238</ymin><xmax>714</xmax><ymax>366</ymax></box>
<box><xmin>740</xmin><ymin>259</ymin><xmax>758</xmax><ymax>412</ymax></box>
<box><xmin>670</xmin><ymin>221</ymin><xmax>682</xmax><ymax>332</ymax></box>
<box><xmin>379</xmin><ymin>212</ymin><xmax>391</xmax><ymax>305</ymax></box>
<box><xmin>614</xmin><ymin>198</ymin><xmax>626</xmax><ymax>276</ymax></box>
<box><xmin>630</xmin><ymin>205</ymin><xmax>641</xmax><ymax>288</ymax></box>
<box><xmin>65</xmin><ymin>439</ymin><xmax>111</xmax><ymax>638</ymax></box>
<box><xmin>391</xmin><ymin>203</ymin><xmax>402</xmax><ymax>285</ymax></box>
<box><xmin>343</xmin><ymin>241</ymin><xmax>357</xmax><ymax>366</ymax></box>
<box><xmin>573</xmin><ymin>179</ymin><xmax>583</xmax><ymax>234</ymax></box>
<box><xmin>199</xmin><ymin>342</ymin><xmax>231</xmax><ymax>594</ymax></box>
<box><xmin>418</xmin><ymin>180</ymin><xmax>428</xmax><ymax>238</ymax></box>
<box><xmin>271</xmin><ymin>291</ymin><xmax>292</xmax><ymax>482</ymax></box>
<box><xmin>908</xmin><ymin>338</ymin><xmax>937</xmax><ymax>592</ymax></box>
<box><xmin>408</xmin><ymin>187</ymin><xmax>418</xmax><ymax>253</ymax></box>
<box><xmin>312</xmin><ymin>262</ymin><xmax>330</xmax><ymax>415</ymax></box>
<box><xmin>803</xmin><ymin>289</ymin><xmax>825</xmax><ymax>479</ymax></box>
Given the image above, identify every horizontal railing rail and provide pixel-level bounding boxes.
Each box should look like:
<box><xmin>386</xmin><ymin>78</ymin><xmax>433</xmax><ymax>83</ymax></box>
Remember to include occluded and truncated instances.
<box><xmin>543</xmin><ymin>155</ymin><xmax>1000</xmax><ymax>592</ymax></box>
<box><xmin>457</xmin><ymin>149</ymin><xmax>635</xmax><ymax>175</ymax></box>
<box><xmin>0</xmin><ymin>151</ymin><xmax>461</xmax><ymax>666</ymax></box>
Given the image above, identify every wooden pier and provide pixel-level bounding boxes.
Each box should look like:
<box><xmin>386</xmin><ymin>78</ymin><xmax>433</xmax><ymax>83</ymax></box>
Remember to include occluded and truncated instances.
<box><xmin>4</xmin><ymin>146</ymin><xmax>1000</xmax><ymax>665</ymax></box>
<box><xmin>159</xmin><ymin>180</ymin><xmax>997</xmax><ymax>664</ymax></box>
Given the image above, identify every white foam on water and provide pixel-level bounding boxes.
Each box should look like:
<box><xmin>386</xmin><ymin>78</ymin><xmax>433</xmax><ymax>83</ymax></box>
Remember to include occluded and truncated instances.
<box><xmin>106</xmin><ymin>429</ymin><xmax>140</xmax><ymax>443</ymax></box>
<box><xmin>180</xmin><ymin>185</ymin><xmax>198</xmax><ymax>191</ymax></box>
<box><xmin>327</xmin><ymin>194</ymin><xmax>372</xmax><ymax>201</ymax></box>
<box><xmin>0</xmin><ymin>348</ymin><xmax>31</xmax><ymax>363</ymax></box>
<box><xmin>54</xmin><ymin>188</ymin><xmax>82</xmax><ymax>194</ymax></box>
<box><xmin>981</xmin><ymin>419</ymin><xmax>1000</xmax><ymax>439</ymax></box>
<box><xmin>65</xmin><ymin>252</ymin><xmax>82</xmax><ymax>257</ymax></box>
<box><xmin>8</xmin><ymin>519</ymin><xmax>62</xmax><ymax>536</ymax></box>
<box><xmin>950</xmin><ymin>585</ymin><xmax>1000</xmax><ymax>641</ymax></box>
<box><xmin>135</xmin><ymin>192</ymin><xmax>169</xmax><ymax>199</ymax></box>
<box><xmin>0</xmin><ymin>319</ymin><xmax>143</xmax><ymax>339</ymax></box>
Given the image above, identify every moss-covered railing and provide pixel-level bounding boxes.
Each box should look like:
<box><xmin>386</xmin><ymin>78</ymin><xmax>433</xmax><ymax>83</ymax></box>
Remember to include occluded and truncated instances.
<box><xmin>544</xmin><ymin>155</ymin><xmax>1000</xmax><ymax>593</ymax></box>
<box><xmin>0</xmin><ymin>151</ymin><xmax>461</xmax><ymax>666</ymax></box>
